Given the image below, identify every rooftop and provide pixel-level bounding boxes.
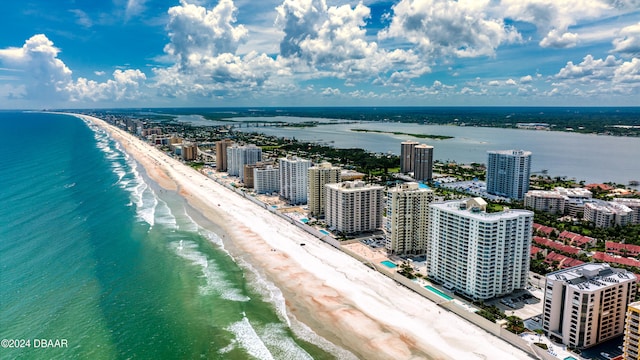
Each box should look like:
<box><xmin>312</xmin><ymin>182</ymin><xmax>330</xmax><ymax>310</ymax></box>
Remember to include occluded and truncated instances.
<box><xmin>547</xmin><ymin>263</ymin><xmax>635</xmax><ymax>291</ymax></box>
<box><xmin>431</xmin><ymin>198</ymin><xmax>532</xmax><ymax>221</ymax></box>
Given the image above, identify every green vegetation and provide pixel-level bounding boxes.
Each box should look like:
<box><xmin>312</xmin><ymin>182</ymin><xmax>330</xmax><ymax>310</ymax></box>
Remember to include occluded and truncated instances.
<box><xmin>529</xmin><ymin>174</ymin><xmax>583</xmax><ymax>190</ymax></box>
<box><xmin>189</xmin><ymin>162</ymin><xmax>205</xmax><ymax>170</ymax></box>
<box><xmin>433</xmin><ymin>161</ymin><xmax>485</xmax><ymax>181</ymax></box>
<box><xmin>486</xmin><ymin>203</ymin><xmax>505</xmax><ymax>213</ymax></box>
<box><xmin>475</xmin><ymin>303</ymin><xmax>505</xmax><ymax>323</ymax></box>
<box><xmin>350</xmin><ymin>128</ymin><xmax>454</xmax><ymax>140</ymax></box>
<box><xmin>533</xmin><ymin>343</ymin><xmax>548</xmax><ymax>350</ymax></box>
<box><xmin>397</xmin><ymin>261</ymin><xmax>420</xmax><ymax>279</ymax></box>
<box><xmin>505</xmin><ymin>315</ymin><xmax>526</xmax><ymax>334</ymax></box>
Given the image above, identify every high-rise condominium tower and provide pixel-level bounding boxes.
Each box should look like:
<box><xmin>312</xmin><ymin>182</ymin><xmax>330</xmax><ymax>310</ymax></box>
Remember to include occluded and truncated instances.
<box><xmin>308</xmin><ymin>162</ymin><xmax>341</xmax><ymax>218</ymax></box>
<box><xmin>279</xmin><ymin>156</ymin><xmax>311</xmax><ymax>205</ymax></box>
<box><xmin>413</xmin><ymin>144</ymin><xmax>434</xmax><ymax>182</ymax></box>
<box><xmin>385</xmin><ymin>182</ymin><xmax>434</xmax><ymax>255</ymax></box>
<box><xmin>325</xmin><ymin>181</ymin><xmax>384</xmax><ymax>234</ymax></box>
<box><xmin>215</xmin><ymin>139</ymin><xmax>234</xmax><ymax>171</ymax></box>
<box><xmin>428</xmin><ymin>198</ymin><xmax>533</xmax><ymax>300</ymax></box>
<box><xmin>400</xmin><ymin>141</ymin><xmax>419</xmax><ymax>173</ymax></box>
<box><xmin>486</xmin><ymin>150</ymin><xmax>532</xmax><ymax>200</ymax></box>
<box><xmin>543</xmin><ymin>263</ymin><xmax>636</xmax><ymax>349</ymax></box>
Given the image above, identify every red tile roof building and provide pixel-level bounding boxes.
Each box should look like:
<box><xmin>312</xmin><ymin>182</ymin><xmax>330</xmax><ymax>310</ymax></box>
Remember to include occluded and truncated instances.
<box><xmin>592</xmin><ymin>252</ymin><xmax>640</xmax><ymax>268</ymax></box>
<box><xmin>544</xmin><ymin>252</ymin><xmax>585</xmax><ymax>269</ymax></box>
<box><xmin>606</xmin><ymin>241</ymin><xmax>640</xmax><ymax>257</ymax></box>
<box><xmin>558</xmin><ymin>230</ymin><xmax>596</xmax><ymax>248</ymax></box>
<box><xmin>533</xmin><ymin>236</ymin><xmax>580</xmax><ymax>255</ymax></box>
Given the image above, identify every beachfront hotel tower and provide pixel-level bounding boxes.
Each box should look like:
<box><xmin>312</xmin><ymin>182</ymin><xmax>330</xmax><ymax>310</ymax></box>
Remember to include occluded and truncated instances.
<box><xmin>623</xmin><ymin>301</ymin><xmax>640</xmax><ymax>359</ymax></box>
<box><xmin>400</xmin><ymin>141</ymin><xmax>419</xmax><ymax>173</ymax></box>
<box><xmin>325</xmin><ymin>181</ymin><xmax>384</xmax><ymax>235</ymax></box>
<box><xmin>486</xmin><ymin>150</ymin><xmax>532</xmax><ymax>200</ymax></box>
<box><xmin>542</xmin><ymin>263</ymin><xmax>636</xmax><ymax>349</ymax></box>
<box><xmin>254</xmin><ymin>165</ymin><xmax>279</xmax><ymax>194</ymax></box>
<box><xmin>385</xmin><ymin>182</ymin><xmax>434</xmax><ymax>255</ymax></box>
<box><xmin>308</xmin><ymin>162</ymin><xmax>341</xmax><ymax>218</ymax></box>
<box><xmin>215</xmin><ymin>139</ymin><xmax>234</xmax><ymax>171</ymax></box>
<box><xmin>427</xmin><ymin>198</ymin><xmax>533</xmax><ymax>300</ymax></box>
<box><xmin>227</xmin><ymin>144</ymin><xmax>262</xmax><ymax>181</ymax></box>
<box><xmin>413</xmin><ymin>144</ymin><xmax>434</xmax><ymax>182</ymax></box>
<box><xmin>279</xmin><ymin>156</ymin><xmax>311</xmax><ymax>205</ymax></box>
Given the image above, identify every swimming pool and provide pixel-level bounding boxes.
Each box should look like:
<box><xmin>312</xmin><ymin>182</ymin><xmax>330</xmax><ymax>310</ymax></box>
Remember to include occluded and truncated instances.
<box><xmin>381</xmin><ymin>260</ymin><xmax>397</xmax><ymax>268</ymax></box>
<box><xmin>319</xmin><ymin>229</ymin><xmax>329</xmax><ymax>235</ymax></box>
<box><xmin>300</xmin><ymin>218</ymin><xmax>309</xmax><ymax>223</ymax></box>
<box><xmin>425</xmin><ymin>285</ymin><xmax>453</xmax><ymax>301</ymax></box>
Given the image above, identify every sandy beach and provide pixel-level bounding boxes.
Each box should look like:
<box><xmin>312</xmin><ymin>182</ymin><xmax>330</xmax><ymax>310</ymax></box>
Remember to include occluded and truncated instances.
<box><xmin>76</xmin><ymin>113</ymin><xmax>532</xmax><ymax>360</ymax></box>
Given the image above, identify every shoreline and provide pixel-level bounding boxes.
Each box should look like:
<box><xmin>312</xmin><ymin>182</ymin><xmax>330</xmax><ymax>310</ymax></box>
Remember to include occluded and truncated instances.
<box><xmin>73</xmin><ymin>113</ymin><xmax>532</xmax><ymax>360</ymax></box>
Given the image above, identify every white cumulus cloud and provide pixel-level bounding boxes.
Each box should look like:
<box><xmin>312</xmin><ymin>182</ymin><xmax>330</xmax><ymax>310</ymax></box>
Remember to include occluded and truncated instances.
<box><xmin>611</xmin><ymin>22</ymin><xmax>640</xmax><ymax>55</ymax></box>
<box><xmin>0</xmin><ymin>34</ymin><xmax>72</xmax><ymax>101</ymax></box>
<box><xmin>70</xmin><ymin>69</ymin><xmax>146</xmax><ymax>101</ymax></box>
<box><xmin>274</xmin><ymin>0</ymin><xmax>427</xmax><ymax>85</ymax></box>
<box><xmin>520</xmin><ymin>75</ymin><xmax>534</xmax><ymax>83</ymax></box>
<box><xmin>552</xmin><ymin>53</ymin><xmax>640</xmax><ymax>96</ymax></box>
<box><xmin>154</xmin><ymin>0</ymin><xmax>279</xmax><ymax>98</ymax></box>
<box><xmin>501</xmin><ymin>0</ymin><xmax>639</xmax><ymax>49</ymax></box>
<box><xmin>379</xmin><ymin>0</ymin><xmax>521</xmax><ymax>59</ymax></box>
<box><xmin>0</xmin><ymin>34</ymin><xmax>146</xmax><ymax>104</ymax></box>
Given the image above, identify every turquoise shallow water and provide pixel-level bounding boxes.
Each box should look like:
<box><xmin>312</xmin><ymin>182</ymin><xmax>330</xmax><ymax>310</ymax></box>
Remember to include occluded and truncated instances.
<box><xmin>0</xmin><ymin>112</ymin><xmax>339</xmax><ymax>359</ymax></box>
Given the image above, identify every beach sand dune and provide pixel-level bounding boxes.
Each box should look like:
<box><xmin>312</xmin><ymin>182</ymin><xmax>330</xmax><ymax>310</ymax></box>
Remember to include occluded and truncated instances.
<box><xmin>77</xmin><ymin>114</ymin><xmax>532</xmax><ymax>360</ymax></box>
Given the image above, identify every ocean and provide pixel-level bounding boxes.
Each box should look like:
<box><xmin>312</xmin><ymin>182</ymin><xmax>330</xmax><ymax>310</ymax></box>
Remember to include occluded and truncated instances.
<box><xmin>0</xmin><ymin>112</ymin><xmax>338</xmax><ymax>359</ymax></box>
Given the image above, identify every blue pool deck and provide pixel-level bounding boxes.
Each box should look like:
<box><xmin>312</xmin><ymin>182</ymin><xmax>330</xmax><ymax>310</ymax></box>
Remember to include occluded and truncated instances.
<box><xmin>319</xmin><ymin>229</ymin><xmax>329</xmax><ymax>235</ymax></box>
<box><xmin>381</xmin><ymin>260</ymin><xmax>397</xmax><ymax>268</ymax></box>
<box><xmin>424</xmin><ymin>285</ymin><xmax>453</xmax><ymax>301</ymax></box>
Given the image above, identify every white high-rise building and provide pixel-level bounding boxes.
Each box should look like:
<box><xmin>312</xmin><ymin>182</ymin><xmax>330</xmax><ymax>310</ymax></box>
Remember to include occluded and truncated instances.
<box><xmin>254</xmin><ymin>165</ymin><xmax>279</xmax><ymax>194</ymax></box>
<box><xmin>486</xmin><ymin>150</ymin><xmax>532</xmax><ymax>200</ymax></box>
<box><xmin>427</xmin><ymin>198</ymin><xmax>533</xmax><ymax>300</ymax></box>
<box><xmin>524</xmin><ymin>190</ymin><xmax>567</xmax><ymax>214</ymax></box>
<box><xmin>614</xmin><ymin>198</ymin><xmax>640</xmax><ymax>225</ymax></box>
<box><xmin>385</xmin><ymin>182</ymin><xmax>434</xmax><ymax>255</ymax></box>
<box><xmin>279</xmin><ymin>156</ymin><xmax>311</xmax><ymax>205</ymax></box>
<box><xmin>325</xmin><ymin>181</ymin><xmax>384</xmax><ymax>234</ymax></box>
<box><xmin>584</xmin><ymin>201</ymin><xmax>633</xmax><ymax>228</ymax></box>
<box><xmin>542</xmin><ymin>263</ymin><xmax>636</xmax><ymax>349</ymax></box>
<box><xmin>308</xmin><ymin>162</ymin><xmax>341</xmax><ymax>218</ymax></box>
<box><xmin>227</xmin><ymin>144</ymin><xmax>262</xmax><ymax>181</ymax></box>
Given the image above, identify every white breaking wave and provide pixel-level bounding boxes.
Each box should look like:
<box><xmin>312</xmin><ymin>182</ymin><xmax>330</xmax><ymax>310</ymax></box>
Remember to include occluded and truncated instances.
<box><xmin>236</xmin><ymin>258</ymin><xmax>290</xmax><ymax>326</ymax></box>
<box><xmin>258</xmin><ymin>323</ymin><xmax>314</xmax><ymax>360</ymax></box>
<box><xmin>176</xmin><ymin>207</ymin><xmax>199</xmax><ymax>233</ymax></box>
<box><xmin>153</xmin><ymin>197</ymin><xmax>177</xmax><ymax>229</ymax></box>
<box><xmin>171</xmin><ymin>241</ymin><xmax>249</xmax><ymax>302</ymax></box>
<box><xmin>135</xmin><ymin>183</ymin><xmax>157</xmax><ymax>227</ymax></box>
<box><xmin>237</xmin><ymin>253</ymin><xmax>358</xmax><ymax>360</ymax></box>
<box><xmin>85</xmin><ymin>120</ymin><xmax>156</xmax><ymax>228</ymax></box>
<box><xmin>225</xmin><ymin>317</ymin><xmax>274</xmax><ymax>360</ymax></box>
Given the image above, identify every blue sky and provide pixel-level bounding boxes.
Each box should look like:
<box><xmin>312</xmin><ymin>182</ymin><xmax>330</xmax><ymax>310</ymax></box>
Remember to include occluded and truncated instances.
<box><xmin>0</xmin><ymin>0</ymin><xmax>639</xmax><ymax>109</ymax></box>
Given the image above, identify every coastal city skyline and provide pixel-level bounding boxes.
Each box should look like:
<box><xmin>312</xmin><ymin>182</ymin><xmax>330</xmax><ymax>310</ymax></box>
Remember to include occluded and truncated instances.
<box><xmin>2</xmin><ymin>1</ymin><xmax>640</xmax><ymax>359</ymax></box>
<box><xmin>1</xmin><ymin>0</ymin><xmax>639</xmax><ymax>109</ymax></box>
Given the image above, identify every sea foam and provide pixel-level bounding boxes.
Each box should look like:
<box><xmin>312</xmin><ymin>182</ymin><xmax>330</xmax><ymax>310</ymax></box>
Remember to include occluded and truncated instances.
<box><xmin>225</xmin><ymin>317</ymin><xmax>274</xmax><ymax>360</ymax></box>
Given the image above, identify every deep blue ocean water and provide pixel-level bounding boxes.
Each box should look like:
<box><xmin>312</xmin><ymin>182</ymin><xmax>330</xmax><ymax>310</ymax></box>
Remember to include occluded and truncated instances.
<box><xmin>0</xmin><ymin>112</ymin><xmax>339</xmax><ymax>359</ymax></box>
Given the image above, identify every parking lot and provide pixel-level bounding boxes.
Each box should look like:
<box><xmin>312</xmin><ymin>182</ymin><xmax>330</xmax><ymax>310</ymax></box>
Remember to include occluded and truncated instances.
<box><xmin>487</xmin><ymin>287</ymin><xmax>544</xmax><ymax>320</ymax></box>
